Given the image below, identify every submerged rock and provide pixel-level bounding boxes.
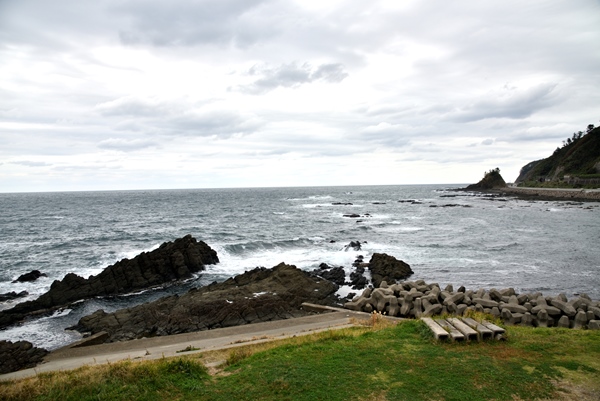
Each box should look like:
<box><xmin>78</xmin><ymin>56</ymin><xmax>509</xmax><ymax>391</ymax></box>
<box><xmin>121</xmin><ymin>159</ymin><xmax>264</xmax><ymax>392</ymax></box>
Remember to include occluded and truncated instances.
<box><xmin>69</xmin><ymin>263</ymin><xmax>339</xmax><ymax>342</ymax></box>
<box><xmin>0</xmin><ymin>235</ymin><xmax>219</xmax><ymax>330</ymax></box>
<box><xmin>0</xmin><ymin>291</ymin><xmax>29</xmax><ymax>302</ymax></box>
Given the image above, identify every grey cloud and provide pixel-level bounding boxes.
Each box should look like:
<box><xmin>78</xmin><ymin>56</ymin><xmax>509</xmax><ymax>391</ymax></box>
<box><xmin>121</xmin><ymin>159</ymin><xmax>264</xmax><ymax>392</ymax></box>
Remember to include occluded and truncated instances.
<box><xmin>481</xmin><ymin>139</ymin><xmax>494</xmax><ymax>146</ymax></box>
<box><xmin>95</xmin><ymin>96</ymin><xmax>262</xmax><ymax>138</ymax></box>
<box><xmin>114</xmin><ymin>0</ymin><xmax>277</xmax><ymax>48</ymax></box>
<box><xmin>310</xmin><ymin>63</ymin><xmax>348</xmax><ymax>83</ymax></box>
<box><xmin>239</xmin><ymin>62</ymin><xmax>348</xmax><ymax>94</ymax></box>
<box><xmin>450</xmin><ymin>83</ymin><xmax>559</xmax><ymax>122</ymax></box>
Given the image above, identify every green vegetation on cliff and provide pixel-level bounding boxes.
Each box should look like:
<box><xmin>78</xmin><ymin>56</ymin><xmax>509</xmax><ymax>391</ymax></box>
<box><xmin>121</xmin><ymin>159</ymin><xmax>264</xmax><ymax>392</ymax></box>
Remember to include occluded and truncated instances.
<box><xmin>516</xmin><ymin>124</ymin><xmax>600</xmax><ymax>187</ymax></box>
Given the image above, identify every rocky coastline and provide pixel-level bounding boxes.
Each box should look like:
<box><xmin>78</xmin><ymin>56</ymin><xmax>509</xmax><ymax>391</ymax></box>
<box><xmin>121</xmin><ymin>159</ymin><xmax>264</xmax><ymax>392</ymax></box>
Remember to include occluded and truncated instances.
<box><xmin>68</xmin><ymin>263</ymin><xmax>339</xmax><ymax>342</ymax></box>
<box><xmin>0</xmin><ymin>235</ymin><xmax>219</xmax><ymax>330</ymax></box>
<box><xmin>1</xmin><ymin>234</ymin><xmax>599</xmax><ymax>375</ymax></box>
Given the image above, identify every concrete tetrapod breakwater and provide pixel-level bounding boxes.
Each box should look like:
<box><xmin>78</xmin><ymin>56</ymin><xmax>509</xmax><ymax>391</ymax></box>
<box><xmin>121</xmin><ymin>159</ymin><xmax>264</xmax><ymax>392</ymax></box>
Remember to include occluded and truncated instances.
<box><xmin>344</xmin><ymin>280</ymin><xmax>600</xmax><ymax>330</ymax></box>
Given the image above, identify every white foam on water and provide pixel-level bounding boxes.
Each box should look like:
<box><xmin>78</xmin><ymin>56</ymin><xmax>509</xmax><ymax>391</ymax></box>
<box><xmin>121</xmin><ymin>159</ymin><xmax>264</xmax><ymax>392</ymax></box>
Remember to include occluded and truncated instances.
<box><xmin>209</xmin><ymin>242</ymin><xmax>360</xmax><ymax>279</ymax></box>
<box><xmin>0</xmin><ymin>315</ymin><xmax>82</xmax><ymax>350</ymax></box>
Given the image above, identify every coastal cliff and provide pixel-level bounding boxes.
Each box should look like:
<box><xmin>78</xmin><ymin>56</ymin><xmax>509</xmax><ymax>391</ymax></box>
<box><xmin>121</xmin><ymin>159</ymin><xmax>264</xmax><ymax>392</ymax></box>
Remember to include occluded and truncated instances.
<box><xmin>515</xmin><ymin>124</ymin><xmax>600</xmax><ymax>185</ymax></box>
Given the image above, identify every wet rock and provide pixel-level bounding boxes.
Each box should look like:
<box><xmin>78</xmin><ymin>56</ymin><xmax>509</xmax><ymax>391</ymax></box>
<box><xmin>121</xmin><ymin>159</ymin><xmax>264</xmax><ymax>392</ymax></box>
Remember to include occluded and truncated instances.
<box><xmin>314</xmin><ymin>266</ymin><xmax>346</xmax><ymax>286</ymax></box>
<box><xmin>12</xmin><ymin>270</ymin><xmax>47</xmax><ymax>283</ymax></box>
<box><xmin>349</xmin><ymin>270</ymin><xmax>368</xmax><ymax>290</ymax></box>
<box><xmin>344</xmin><ymin>241</ymin><xmax>363</xmax><ymax>251</ymax></box>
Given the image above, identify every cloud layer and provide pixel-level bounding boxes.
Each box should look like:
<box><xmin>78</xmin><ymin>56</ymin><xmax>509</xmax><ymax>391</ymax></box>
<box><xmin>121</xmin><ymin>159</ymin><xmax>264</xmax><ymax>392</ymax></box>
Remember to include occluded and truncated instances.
<box><xmin>1</xmin><ymin>0</ymin><xmax>599</xmax><ymax>191</ymax></box>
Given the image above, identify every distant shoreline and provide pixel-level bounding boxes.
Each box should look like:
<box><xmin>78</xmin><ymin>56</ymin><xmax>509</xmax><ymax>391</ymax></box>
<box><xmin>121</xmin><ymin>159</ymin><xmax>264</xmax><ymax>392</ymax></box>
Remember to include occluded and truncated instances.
<box><xmin>494</xmin><ymin>186</ymin><xmax>600</xmax><ymax>202</ymax></box>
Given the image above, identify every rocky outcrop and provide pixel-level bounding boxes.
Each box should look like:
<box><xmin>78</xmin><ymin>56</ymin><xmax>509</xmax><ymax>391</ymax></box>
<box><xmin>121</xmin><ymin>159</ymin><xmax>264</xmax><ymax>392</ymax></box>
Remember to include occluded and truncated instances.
<box><xmin>345</xmin><ymin>280</ymin><xmax>600</xmax><ymax>329</ymax></box>
<box><xmin>0</xmin><ymin>235</ymin><xmax>219</xmax><ymax>329</ymax></box>
<box><xmin>368</xmin><ymin>253</ymin><xmax>413</xmax><ymax>288</ymax></box>
<box><xmin>343</xmin><ymin>241</ymin><xmax>363</xmax><ymax>251</ymax></box>
<box><xmin>69</xmin><ymin>263</ymin><xmax>339</xmax><ymax>343</ymax></box>
<box><xmin>12</xmin><ymin>270</ymin><xmax>47</xmax><ymax>283</ymax></box>
<box><xmin>0</xmin><ymin>340</ymin><xmax>48</xmax><ymax>374</ymax></box>
<box><xmin>466</xmin><ymin>168</ymin><xmax>507</xmax><ymax>190</ymax></box>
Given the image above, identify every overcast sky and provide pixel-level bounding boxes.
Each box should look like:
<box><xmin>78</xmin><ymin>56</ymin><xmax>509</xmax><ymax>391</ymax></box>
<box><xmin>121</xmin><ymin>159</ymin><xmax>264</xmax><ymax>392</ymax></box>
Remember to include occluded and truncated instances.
<box><xmin>1</xmin><ymin>0</ymin><xmax>599</xmax><ymax>192</ymax></box>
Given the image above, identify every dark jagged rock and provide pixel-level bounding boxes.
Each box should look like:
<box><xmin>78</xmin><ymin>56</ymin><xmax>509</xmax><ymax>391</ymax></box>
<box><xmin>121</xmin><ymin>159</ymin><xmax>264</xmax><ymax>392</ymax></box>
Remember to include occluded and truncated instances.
<box><xmin>349</xmin><ymin>270</ymin><xmax>368</xmax><ymax>290</ymax></box>
<box><xmin>0</xmin><ymin>235</ymin><xmax>219</xmax><ymax>329</ymax></box>
<box><xmin>318</xmin><ymin>262</ymin><xmax>330</xmax><ymax>270</ymax></box>
<box><xmin>0</xmin><ymin>340</ymin><xmax>49</xmax><ymax>374</ymax></box>
<box><xmin>13</xmin><ymin>270</ymin><xmax>47</xmax><ymax>283</ymax></box>
<box><xmin>68</xmin><ymin>263</ymin><xmax>339</xmax><ymax>342</ymax></box>
<box><xmin>352</xmin><ymin>255</ymin><xmax>366</xmax><ymax>267</ymax></box>
<box><xmin>313</xmin><ymin>266</ymin><xmax>346</xmax><ymax>286</ymax></box>
<box><xmin>0</xmin><ymin>291</ymin><xmax>29</xmax><ymax>302</ymax></box>
<box><xmin>368</xmin><ymin>253</ymin><xmax>413</xmax><ymax>288</ymax></box>
<box><xmin>344</xmin><ymin>241</ymin><xmax>362</xmax><ymax>251</ymax></box>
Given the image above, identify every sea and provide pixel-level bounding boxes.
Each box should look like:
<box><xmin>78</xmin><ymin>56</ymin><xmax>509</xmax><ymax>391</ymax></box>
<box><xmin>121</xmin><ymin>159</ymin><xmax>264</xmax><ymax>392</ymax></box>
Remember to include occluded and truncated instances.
<box><xmin>0</xmin><ymin>185</ymin><xmax>599</xmax><ymax>350</ymax></box>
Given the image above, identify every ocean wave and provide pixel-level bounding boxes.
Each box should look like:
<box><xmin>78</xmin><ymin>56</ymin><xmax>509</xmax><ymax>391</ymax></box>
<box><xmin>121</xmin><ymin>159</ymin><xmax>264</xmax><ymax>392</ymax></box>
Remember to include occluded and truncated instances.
<box><xmin>287</xmin><ymin>195</ymin><xmax>334</xmax><ymax>201</ymax></box>
<box><xmin>485</xmin><ymin>242</ymin><xmax>521</xmax><ymax>251</ymax></box>
<box><xmin>224</xmin><ymin>238</ymin><xmax>318</xmax><ymax>255</ymax></box>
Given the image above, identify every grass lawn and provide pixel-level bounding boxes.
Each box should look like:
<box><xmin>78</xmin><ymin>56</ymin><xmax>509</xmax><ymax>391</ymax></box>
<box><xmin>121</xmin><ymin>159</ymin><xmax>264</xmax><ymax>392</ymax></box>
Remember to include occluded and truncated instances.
<box><xmin>2</xmin><ymin>319</ymin><xmax>599</xmax><ymax>401</ymax></box>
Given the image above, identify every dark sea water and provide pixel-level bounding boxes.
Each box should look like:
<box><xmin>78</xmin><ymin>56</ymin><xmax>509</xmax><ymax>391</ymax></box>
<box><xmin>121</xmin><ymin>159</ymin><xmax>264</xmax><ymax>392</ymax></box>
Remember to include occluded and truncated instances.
<box><xmin>1</xmin><ymin>185</ymin><xmax>599</xmax><ymax>349</ymax></box>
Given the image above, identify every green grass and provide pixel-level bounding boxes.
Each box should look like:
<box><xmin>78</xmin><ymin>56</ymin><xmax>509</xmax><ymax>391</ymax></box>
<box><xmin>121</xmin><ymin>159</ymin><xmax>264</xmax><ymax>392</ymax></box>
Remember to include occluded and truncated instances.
<box><xmin>2</xmin><ymin>321</ymin><xmax>599</xmax><ymax>401</ymax></box>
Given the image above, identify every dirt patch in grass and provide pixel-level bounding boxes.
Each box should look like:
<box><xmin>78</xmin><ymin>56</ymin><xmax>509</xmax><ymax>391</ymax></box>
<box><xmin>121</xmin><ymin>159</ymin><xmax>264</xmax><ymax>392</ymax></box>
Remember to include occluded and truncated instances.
<box><xmin>550</xmin><ymin>378</ymin><xmax>600</xmax><ymax>401</ymax></box>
